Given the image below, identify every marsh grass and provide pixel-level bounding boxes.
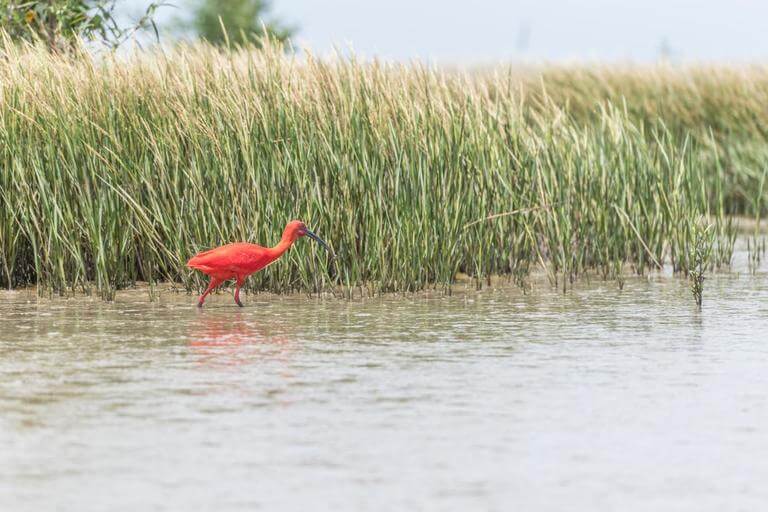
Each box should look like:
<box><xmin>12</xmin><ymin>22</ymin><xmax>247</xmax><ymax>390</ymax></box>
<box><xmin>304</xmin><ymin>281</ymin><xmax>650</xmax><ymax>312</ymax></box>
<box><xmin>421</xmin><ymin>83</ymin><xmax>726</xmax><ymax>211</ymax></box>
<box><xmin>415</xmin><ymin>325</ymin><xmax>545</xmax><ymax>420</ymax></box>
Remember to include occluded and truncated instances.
<box><xmin>0</xmin><ymin>39</ymin><xmax>766</xmax><ymax>299</ymax></box>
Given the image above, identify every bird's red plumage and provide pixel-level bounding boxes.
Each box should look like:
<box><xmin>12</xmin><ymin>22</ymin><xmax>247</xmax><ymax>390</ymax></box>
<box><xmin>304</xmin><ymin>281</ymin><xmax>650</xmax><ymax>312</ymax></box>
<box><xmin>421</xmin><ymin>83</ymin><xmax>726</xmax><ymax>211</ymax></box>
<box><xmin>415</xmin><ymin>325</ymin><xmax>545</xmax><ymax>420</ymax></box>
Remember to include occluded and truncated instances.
<box><xmin>187</xmin><ymin>242</ymin><xmax>277</xmax><ymax>278</ymax></box>
<box><xmin>187</xmin><ymin>220</ymin><xmax>319</xmax><ymax>307</ymax></box>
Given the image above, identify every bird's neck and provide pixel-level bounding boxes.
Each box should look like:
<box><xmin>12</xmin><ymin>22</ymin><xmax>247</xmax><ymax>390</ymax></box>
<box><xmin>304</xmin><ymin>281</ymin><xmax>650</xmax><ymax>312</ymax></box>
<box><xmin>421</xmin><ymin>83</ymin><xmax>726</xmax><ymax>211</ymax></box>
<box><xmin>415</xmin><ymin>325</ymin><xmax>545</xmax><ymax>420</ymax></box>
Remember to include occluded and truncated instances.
<box><xmin>268</xmin><ymin>235</ymin><xmax>295</xmax><ymax>260</ymax></box>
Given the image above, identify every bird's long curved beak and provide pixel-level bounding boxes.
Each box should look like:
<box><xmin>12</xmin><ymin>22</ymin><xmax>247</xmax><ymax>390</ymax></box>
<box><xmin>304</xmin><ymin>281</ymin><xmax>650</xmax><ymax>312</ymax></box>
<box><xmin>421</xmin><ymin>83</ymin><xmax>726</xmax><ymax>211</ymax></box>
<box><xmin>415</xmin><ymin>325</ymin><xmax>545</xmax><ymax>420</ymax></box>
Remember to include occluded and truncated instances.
<box><xmin>304</xmin><ymin>228</ymin><xmax>333</xmax><ymax>256</ymax></box>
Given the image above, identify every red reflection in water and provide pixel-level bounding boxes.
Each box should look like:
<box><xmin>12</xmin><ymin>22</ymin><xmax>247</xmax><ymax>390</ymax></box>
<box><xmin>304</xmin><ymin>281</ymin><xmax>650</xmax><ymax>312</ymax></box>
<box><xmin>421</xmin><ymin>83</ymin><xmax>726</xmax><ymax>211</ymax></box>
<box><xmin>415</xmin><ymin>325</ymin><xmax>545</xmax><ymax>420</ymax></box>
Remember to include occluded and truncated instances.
<box><xmin>188</xmin><ymin>310</ymin><xmax>293</xmax><ymax>368</ymax></box>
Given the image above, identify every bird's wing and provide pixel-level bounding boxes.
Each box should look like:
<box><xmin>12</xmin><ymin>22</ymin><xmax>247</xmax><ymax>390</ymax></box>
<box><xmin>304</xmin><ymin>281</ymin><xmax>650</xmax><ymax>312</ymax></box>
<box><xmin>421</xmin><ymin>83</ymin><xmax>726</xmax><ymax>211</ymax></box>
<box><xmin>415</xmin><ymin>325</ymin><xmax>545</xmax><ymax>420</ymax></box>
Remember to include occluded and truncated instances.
<box><xmin>220</xmin><ymin>243</ymin><xmax>272</xmax><ymax>274</ymax></box>
<box><xmin>188</xmin><ymin>243</ymin><xmax>272</xmax><ymax>275</ymax></box>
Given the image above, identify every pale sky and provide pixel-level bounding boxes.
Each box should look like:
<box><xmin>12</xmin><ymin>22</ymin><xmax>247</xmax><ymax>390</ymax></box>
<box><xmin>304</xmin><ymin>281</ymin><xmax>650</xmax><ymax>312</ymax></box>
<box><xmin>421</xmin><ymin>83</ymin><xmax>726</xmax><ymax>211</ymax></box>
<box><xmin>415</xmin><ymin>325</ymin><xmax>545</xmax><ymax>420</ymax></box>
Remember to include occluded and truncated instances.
<box><xmin>126</xmin><ymin>0</ymin><xmax>768</xmax><ymax>63</ymax></box>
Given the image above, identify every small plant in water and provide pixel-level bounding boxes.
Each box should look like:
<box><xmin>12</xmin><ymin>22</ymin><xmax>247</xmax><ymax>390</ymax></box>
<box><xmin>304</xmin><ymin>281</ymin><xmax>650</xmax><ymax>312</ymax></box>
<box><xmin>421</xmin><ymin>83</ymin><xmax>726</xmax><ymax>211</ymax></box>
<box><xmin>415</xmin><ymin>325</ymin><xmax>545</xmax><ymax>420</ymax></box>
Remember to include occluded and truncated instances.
<box><xmin>689</xmin><ymin>224</ymin><xmax>713</xmax><ymax>308</ymax></box>
<box><xmin>747</xmin><ymin>236</ymin><xmax>765</xmax><ymax>275</ymax></box>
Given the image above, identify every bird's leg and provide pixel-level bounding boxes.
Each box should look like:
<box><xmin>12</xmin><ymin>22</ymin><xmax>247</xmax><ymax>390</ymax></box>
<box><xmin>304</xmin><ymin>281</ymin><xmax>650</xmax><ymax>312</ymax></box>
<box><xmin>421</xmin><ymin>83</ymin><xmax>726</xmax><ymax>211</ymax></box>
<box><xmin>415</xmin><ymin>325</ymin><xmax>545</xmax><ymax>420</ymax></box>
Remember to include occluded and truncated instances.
<box><xmin>197</xmin><ymin>277</ymin><xmax>223</xmax><ymax>308</ymax></box>
<box><xmin>234</xmin><ymin>277</ymin><xmax>245</xmax><ymax>307</ymax></box>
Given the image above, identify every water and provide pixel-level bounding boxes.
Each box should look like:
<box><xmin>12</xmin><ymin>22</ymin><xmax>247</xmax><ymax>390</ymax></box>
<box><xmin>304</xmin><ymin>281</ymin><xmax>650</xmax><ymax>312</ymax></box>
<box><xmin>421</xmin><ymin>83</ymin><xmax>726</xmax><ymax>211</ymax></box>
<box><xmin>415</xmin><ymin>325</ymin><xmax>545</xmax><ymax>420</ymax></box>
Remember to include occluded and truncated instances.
<box><xmin>2</xmin><ymin>256</ymin><xmax>768</xmax><ymax>511</ymax></box>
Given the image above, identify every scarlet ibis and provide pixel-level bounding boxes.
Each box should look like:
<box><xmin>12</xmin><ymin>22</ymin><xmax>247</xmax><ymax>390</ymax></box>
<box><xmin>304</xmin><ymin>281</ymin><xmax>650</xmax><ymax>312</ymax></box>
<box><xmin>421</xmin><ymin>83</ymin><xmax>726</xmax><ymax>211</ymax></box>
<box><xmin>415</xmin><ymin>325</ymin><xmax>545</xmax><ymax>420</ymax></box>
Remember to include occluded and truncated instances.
<box><xmin>187</xmin><ymin>220</ymin><xmax>330</xmax><ymax>307</ymax></box>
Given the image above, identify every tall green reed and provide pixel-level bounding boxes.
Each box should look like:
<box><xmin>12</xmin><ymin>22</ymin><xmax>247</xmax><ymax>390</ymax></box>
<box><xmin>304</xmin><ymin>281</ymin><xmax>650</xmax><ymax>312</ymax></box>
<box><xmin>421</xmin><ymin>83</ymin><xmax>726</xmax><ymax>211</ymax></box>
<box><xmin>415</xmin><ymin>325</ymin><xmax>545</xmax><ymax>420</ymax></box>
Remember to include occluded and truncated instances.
<box><xmin>0</xmin><ymin>40</ymin><xmax>763</xmax><ymax>298</ymax></box>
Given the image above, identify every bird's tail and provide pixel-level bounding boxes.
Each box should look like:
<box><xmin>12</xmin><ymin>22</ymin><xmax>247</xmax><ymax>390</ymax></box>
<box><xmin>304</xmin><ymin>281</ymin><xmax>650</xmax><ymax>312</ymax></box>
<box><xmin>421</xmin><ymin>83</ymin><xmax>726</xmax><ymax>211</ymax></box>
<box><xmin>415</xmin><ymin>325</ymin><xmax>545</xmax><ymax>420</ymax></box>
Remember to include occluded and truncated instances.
<box><xmin>187</xmin><ymin>248</ymin><xmax>216</xmax><ymax>270</ymax></box>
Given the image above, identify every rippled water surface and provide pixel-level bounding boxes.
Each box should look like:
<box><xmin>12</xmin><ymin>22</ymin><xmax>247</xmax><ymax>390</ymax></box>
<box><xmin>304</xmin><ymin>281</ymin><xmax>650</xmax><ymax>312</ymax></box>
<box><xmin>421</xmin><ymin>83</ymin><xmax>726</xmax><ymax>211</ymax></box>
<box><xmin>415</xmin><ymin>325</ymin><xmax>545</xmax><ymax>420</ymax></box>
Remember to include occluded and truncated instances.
<box><xmin>2</xmin><ymin>257</ymin><xmax>768</xmax><ymax>511</ymax></box>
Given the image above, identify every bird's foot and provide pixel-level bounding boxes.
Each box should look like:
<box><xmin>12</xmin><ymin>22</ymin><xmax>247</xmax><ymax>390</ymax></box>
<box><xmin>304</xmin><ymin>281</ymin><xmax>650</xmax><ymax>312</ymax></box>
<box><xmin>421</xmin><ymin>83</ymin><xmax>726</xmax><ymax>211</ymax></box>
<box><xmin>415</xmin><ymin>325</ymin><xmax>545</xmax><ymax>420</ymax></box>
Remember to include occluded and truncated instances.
<box><xmin>197</xmin><ymin>301</ymin><xmax>204</xmax><ymax>308</ymax></box>
<box><xmin>235</xmin><ymin>298</ymin><xmax>244</xmax><ymax>307</ymax></box>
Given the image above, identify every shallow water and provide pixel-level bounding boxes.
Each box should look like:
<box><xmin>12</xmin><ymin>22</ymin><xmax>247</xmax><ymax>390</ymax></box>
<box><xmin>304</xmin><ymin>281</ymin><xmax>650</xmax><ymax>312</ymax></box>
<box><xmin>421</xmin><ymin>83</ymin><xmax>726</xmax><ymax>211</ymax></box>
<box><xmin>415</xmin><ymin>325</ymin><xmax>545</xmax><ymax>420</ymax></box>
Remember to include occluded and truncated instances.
<box><xmin>2</xmin><ymin>252</ymin><xmax>768</xmax><ymax>511</ymax></box>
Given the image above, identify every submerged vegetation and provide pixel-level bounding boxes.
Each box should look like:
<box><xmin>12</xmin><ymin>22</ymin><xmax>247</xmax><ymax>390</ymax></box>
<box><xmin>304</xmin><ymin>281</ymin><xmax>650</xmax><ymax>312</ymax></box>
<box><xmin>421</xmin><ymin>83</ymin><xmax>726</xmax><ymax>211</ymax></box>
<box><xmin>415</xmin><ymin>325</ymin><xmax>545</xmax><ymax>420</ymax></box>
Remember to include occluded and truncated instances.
<box><xmin>0</xmin><ymin>40</ymin><xmax>766</xmax><ymax>300</ymax></box>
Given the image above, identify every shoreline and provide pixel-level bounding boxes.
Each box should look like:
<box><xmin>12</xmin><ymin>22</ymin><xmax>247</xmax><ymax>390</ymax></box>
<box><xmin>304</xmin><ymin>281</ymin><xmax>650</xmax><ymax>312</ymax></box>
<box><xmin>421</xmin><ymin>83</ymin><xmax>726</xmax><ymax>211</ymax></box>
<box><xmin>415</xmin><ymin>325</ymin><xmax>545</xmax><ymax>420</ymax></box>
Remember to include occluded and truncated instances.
<box><xmin>2</xmin><ymin>254</ymin><xmax>763</xmax><ymax>305</ymax></box>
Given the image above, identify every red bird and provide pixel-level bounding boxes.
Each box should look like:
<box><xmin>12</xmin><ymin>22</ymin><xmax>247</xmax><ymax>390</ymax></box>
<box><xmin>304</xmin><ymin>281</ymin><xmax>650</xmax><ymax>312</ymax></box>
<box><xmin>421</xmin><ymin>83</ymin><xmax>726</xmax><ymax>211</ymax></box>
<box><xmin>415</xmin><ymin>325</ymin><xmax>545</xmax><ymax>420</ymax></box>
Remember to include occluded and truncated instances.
<box><xmin>187</xmin><ymin>220</ymin><xmax>330</xmax><ymax>307</ymax></box>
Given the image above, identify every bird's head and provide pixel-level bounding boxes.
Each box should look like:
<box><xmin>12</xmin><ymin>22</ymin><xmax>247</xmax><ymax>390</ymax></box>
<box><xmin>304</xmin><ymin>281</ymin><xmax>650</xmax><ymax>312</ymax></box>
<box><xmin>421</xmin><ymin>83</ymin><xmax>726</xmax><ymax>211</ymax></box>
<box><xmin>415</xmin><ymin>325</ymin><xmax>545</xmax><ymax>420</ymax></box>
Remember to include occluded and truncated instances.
<box><xmin>284</xmin><ymin>220</ymin><xmax>331</xmax><ymax>254</ymax></box>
